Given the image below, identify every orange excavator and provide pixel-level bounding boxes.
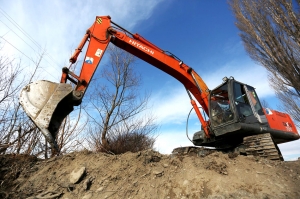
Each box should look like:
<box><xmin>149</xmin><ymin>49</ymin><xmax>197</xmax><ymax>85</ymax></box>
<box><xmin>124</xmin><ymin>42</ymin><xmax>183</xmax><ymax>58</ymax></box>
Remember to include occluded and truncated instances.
<box><xmin>19</xmin><ymin>16</ymin><xmax>299</xmax><ymax>160</ymax></box>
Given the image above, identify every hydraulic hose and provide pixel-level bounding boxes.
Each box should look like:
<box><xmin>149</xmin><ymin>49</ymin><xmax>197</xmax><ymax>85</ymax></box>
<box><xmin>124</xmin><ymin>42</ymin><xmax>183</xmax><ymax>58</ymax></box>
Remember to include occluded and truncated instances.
<box><xmin>186</xmin><ymin>107</ymin><xmax>194</xmax><ymax>143</ymax></box>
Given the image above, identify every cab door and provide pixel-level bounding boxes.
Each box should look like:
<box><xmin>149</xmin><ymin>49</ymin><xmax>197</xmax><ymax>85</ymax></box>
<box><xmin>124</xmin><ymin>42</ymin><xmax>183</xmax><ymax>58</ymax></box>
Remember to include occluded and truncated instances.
<box><xmin>233</xmin><ymin>82</ymin><xmax>267</xmax><ymax>124</ymax></box>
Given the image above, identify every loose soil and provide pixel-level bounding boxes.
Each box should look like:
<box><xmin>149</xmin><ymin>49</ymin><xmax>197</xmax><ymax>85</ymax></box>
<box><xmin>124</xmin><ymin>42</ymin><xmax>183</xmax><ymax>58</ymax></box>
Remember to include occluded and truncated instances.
<box><xmin>1</xmin><ymin>149</ymin><xmax>300</xmax><ymax>199</ymax></box>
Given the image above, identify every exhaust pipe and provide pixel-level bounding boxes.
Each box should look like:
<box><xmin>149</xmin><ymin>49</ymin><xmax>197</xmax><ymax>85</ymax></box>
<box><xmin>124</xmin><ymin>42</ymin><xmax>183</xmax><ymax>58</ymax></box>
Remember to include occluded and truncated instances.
<box><xmin>19</xmin><ymin>80</ymin><xmax>79</xmax><ymax>155</ymax></box>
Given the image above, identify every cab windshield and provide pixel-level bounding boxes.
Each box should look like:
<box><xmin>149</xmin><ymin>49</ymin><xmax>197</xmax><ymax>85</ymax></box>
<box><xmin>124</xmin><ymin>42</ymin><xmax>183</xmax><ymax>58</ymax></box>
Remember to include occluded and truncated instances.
<box><xmin>210</xmin><ymin>84</ymin><xmax>234</xmax><ymax>127</ymax></box>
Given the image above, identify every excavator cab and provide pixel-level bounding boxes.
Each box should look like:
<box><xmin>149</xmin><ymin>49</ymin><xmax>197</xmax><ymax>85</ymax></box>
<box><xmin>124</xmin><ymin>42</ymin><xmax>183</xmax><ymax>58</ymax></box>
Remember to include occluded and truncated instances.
<box><xmin>193</xmin><ymin>77</ymin><xmax>270</xmax><ymax>148</ymax></box>
<box><xmin>193</xmin><ymin>76</ymin><xmax>299</xmax><ymax>149</ymax></box>
<box><xmin>209</xmin><ymin>77</ymin><xmax>267</xmax><ymax>130</ymax></box>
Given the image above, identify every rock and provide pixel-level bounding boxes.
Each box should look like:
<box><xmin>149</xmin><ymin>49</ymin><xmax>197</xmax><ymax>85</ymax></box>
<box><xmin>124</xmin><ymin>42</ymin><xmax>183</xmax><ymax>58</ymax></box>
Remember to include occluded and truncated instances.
<box><xmin>183</xmin><ymin>180</ymin><xmax>189</xmax><ymax>186</ymax></box>
<box><xmin>132</xmin><ymin>180</ymin><xmax>138</xmax><ymax>186</ymax></box>
<box><xmin>83</xmin><ymin>177</ymin><xmax>92</xmax><ymax>190</ymax></box>
<box><xmin>82</xmin><ymin>192</ymin><xmax>93</xmax><ymax>199</ymax></box>
<box><xmin>228</xmin><ymin>152</ymin><xmax>238</xmax><ymax>159</ymax></box>
<box><xmin>70</xmin><ymin>167</ymin><xmax>86</xmax><ymax>184</ymax></box>
<box><xmin>57</xmin><ymin>182</ymin><xmax>75</xmax><ymax>191</ymax></box>
<box><xmin>153</xmin><ymin>169</ymin><xmax>164</xmax><ymax>177</ymax></box>
<box><xmin>96</xmin><ymin>186</ymin><xmax>104</xmax><ymax>192</ymax></box>
<box><xmin>143</xmin><ymin>150</ymin><xmax>162</xmax><ymax>164</ymax></box>
<box><xmin>26</xmin><ymin>191</ymin><xmax>62</xmax><ymax>199</ymax></box>
<box><xmin>136</xmin><ymin>152</ymin><xmax>141</xmax><ymax>158</ymax></box>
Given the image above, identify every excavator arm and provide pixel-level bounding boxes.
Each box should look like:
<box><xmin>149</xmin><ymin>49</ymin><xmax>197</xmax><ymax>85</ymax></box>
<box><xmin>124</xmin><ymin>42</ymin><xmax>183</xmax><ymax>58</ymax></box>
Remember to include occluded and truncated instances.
<box><xmin>19</xmin><ymin>16</ymin><xmax>212</xmax><ymax>154</ymax></box>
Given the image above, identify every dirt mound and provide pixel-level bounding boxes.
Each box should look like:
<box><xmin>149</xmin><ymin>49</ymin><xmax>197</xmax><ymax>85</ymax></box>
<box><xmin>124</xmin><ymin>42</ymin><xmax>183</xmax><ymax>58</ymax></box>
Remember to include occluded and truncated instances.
<box><xmin>1</xmin><ymin>150</ymin><xmax>300</xmax><ymax>199</ymax></box>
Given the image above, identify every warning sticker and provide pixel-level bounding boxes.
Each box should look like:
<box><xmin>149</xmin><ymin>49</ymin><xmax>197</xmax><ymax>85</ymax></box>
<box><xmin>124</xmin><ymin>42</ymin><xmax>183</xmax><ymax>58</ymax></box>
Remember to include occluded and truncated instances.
<box><xmin>85</xmin><ymin>57</ymin><xmax>94</xmax><ymax>64</ymax></box>
<box><xmin>95</xmin><ymin>49</ymin><xmax>103</xmax><ymax>57</ymax></box>
<box><xmin>96</xmin><ymin>18</ymin><xmax>102</xmax><ymax>24</ymax></box>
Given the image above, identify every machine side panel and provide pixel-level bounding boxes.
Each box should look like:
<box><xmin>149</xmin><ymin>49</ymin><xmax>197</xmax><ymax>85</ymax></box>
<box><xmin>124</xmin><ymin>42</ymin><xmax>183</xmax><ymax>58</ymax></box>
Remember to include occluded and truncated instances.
<box><xmin>264</xmin><ymin>108</ymin><xmax>298</xmax><ymax>135</ymax></box>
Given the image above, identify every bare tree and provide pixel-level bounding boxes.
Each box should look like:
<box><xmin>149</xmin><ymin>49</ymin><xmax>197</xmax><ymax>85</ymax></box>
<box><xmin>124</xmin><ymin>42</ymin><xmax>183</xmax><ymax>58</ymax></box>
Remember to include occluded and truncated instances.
<box><xmin>0</xmin><ymin>46</ymin><xmax>87</xmax><ymax>157</ymax></box>
<box><xmin>229</xmin><ymin>0</ymin><xmax>300</xmax><ymax>126</ymax></box>
<box><xmin>261</xmin><ymin>99</ymin><xmax>271</xmax><ymax>109</ymax></box>
<box><xmin>86</xmin><ymin>45</ymin><xmax>157</xmax><ymax>153</ymax></box>
<box><xmin>106</xmin><ymin>116</ymin><xmax>157</xmax><ymax>154</ymax></box>
<box><xmin>0</xmin><ymin>48</ymin><xmax>30</xmax><ymax>153</ymax></box>
<box><xmin>55</xmin><ymin>106</ymin><xmax>88</xmax><ymax>155</ymax></box>
<box><xmin>269</xmin><ymin>74</ymin><xmax>300</xmax><ymax>128</ymax></box>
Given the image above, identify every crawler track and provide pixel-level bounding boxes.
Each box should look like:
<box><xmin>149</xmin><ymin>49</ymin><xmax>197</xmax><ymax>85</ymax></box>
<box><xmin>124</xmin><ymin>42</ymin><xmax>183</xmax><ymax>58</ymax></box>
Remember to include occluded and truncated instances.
<box><xmin>172</xmin><ymin>133</ymin><xmax>284</xmax><ymax>161</ymax></box>
<box><xmin>243</xmin><ymin>133</ymin><xmax>284</xmax><ymax>161</ymax></box>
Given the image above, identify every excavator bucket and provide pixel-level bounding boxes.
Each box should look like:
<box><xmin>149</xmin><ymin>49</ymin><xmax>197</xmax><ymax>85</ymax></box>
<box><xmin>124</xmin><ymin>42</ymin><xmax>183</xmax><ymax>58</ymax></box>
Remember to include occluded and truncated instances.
<box><xmin>19</xmin><ymin>80</ymin><xmax>75</xmax><ymax>154</ymax></box>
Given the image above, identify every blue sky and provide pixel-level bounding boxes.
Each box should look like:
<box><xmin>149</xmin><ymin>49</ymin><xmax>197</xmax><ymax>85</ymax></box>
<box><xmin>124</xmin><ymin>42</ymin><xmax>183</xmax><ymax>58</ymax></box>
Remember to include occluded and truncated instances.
<box><xmin>1</xmin><ymin>0</ymin><xmax>299</xmax><ymax>160</ymax></box>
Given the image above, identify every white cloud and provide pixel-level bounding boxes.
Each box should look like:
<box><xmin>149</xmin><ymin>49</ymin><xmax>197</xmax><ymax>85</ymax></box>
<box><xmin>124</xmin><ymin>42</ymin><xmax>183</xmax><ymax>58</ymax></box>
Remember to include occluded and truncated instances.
<box><xmin>201</xmin><ymin>62</ymin><xmax>273</xmax><ymax>98</ymax></box>
<box><xmin>0</xmin><ymin>0</ymin><xmax>163</xmax><ymax>81</ymax></box>
<box><xmin>150</xmin><ymin>86</ymin><xmax>192</xmax><ymax>125</ymax></box>
<box><xmin>154</xmin><ymin>130</ymin><xmax>194</xmax><ymax>154</ymax></box>
<box><xmin>278</xmin><ymin>139</ymin><xmax>300</xmax><ymax>160</ymax></box>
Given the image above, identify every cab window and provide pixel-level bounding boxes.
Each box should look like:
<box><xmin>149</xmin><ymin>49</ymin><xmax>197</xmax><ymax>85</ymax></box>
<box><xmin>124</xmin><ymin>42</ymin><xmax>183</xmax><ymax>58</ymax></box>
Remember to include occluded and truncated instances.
<box><xmin>245</xmin><ymin>86</ymin><xmax>264</xmax><ymax>115</ymax></box>
<box><xmin>233</xmin><ymin>82</ymin><xmax>253</xmax><ymax>117</ymax></box>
